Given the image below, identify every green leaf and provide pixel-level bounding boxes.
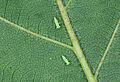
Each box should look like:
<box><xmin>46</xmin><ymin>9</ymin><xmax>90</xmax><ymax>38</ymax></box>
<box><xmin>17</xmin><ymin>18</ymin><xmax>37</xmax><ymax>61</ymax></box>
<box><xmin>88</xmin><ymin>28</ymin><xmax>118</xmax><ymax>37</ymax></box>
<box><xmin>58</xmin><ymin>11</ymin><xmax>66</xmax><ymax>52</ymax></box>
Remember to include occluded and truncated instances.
<box><xmin>0</xmin><ymin>0</ymin><xmax>120</xmax><ymax>82</ymax></box>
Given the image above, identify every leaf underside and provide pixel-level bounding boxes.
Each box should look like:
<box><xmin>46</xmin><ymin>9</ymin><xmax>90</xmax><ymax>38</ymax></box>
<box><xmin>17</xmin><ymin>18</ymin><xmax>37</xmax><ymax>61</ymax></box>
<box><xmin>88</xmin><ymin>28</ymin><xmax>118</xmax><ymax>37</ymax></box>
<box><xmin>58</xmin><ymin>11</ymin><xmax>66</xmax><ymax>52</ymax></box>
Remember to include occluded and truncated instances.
<box><xmin>0</xmin><ymin>0</ymin><xmax>120</xmax><ymax>82</ymax></box>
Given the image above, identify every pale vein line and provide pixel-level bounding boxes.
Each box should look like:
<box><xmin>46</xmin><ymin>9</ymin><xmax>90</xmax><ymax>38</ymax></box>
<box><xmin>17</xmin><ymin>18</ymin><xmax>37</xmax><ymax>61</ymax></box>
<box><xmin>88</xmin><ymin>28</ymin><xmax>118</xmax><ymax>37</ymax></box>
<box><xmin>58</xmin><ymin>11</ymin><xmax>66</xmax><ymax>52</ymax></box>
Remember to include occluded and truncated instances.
<box><xmin>56</xmin><ymin>0</ymin><xmax>96</xmax><ymax>82</ymax></box>
<box><xmin>65</xmin><ymin>0</ymin><xmax>72</xmax><ymax>9</ymax></box>
<box><xmin>0</xmin><ymin>16</ymin><xmax>73</xmax><ymax>50</ymax></box>
<box><xmin>95</xmin><ymin>19</ymin><xmax>120</xmax><ymax>79</ymax></box>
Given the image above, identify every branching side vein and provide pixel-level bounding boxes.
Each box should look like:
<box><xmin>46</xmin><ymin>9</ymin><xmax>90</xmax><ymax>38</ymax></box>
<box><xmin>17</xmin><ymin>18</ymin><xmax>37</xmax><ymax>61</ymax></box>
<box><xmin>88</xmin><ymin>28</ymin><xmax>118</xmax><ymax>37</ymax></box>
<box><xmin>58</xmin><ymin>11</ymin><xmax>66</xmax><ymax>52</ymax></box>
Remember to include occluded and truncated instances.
<box><xmin>0</xmin><ymin>16</ymin><xmax>73</xmax><ymax>50</ymax></box>
<box><xmin>95</xmin><ymin>19</ymin><xmax>120</xmax><ymax>79</ymax></box>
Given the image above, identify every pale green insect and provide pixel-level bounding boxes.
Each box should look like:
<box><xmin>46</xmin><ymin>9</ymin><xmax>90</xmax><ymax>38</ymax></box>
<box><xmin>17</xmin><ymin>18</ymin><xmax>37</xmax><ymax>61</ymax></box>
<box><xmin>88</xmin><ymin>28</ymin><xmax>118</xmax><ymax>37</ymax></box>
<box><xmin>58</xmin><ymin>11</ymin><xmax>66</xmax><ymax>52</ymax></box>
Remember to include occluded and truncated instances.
<box><xmin>62</xmin><ymin>55</ymin><xmax>70</xmax><ymax>65</ymax></box>
<box><xmin>54</xmin><ymin>17</ymin><xmax>60</xmax><ymax>29</ymax></box>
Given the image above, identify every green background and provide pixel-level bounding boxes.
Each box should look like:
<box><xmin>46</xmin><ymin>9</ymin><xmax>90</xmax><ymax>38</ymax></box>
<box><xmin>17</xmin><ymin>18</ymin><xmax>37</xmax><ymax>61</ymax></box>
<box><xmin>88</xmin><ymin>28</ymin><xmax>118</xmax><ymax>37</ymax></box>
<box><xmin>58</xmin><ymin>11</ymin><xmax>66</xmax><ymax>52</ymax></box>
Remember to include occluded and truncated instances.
<box><xmin>0</xmin><ymin>0</ymin><xmax>120</xmax><ymax>82</ymax></box>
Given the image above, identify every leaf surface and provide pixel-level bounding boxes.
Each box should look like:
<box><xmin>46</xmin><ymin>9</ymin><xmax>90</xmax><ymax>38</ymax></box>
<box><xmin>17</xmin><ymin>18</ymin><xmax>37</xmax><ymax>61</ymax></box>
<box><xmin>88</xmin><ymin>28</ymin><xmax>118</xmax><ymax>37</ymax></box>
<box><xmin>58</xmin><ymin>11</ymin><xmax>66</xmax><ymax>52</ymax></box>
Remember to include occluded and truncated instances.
<box><xmin>0</xmin><ymin>0</ymin><xmax>120</xmax><ymax>82</ymax></box>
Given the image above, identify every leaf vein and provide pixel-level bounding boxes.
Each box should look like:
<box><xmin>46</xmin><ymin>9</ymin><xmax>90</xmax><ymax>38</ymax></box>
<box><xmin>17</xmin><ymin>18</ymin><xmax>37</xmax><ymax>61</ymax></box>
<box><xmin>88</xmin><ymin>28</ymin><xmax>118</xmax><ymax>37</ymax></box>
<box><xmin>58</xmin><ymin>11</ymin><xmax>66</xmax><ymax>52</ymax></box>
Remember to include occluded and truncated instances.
<box><xmin>0</xmin><ymin>16</ymin><xmax>73</xmax><ymax>50</ymax></box>
<box><xmin>95</xmin><ymin>19</ymin><xmax>120</xmax><ymax>79</ymax></box>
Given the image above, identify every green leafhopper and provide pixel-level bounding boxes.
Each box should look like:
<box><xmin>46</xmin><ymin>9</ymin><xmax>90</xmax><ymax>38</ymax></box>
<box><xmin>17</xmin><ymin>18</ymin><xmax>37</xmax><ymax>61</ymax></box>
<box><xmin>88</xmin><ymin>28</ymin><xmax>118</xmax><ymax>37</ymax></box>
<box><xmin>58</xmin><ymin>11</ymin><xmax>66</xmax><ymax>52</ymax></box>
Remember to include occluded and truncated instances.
<box><xmin>62</xmin><ymin>55</ymin><xmax>70</xmax><ymax>65</ymax></box>
<box><xmin>54</xmin><ymin>17</ymin><xmax>60</xmax><ymax>29</ymax></box>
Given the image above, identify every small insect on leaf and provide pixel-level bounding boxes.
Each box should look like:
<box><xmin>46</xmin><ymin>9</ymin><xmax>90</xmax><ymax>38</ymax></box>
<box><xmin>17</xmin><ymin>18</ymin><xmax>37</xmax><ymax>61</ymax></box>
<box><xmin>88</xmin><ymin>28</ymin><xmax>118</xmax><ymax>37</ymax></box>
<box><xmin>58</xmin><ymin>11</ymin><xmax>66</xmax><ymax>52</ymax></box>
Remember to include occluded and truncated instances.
<box><xmin>62</xmin><ymin>55</ymin><xmax>70</xmax><ymax>65</ymax></box>
<box><xmin>54</xmin><ymin>17</ymin><xmax>60</xmax><ymax>29</ymax></box>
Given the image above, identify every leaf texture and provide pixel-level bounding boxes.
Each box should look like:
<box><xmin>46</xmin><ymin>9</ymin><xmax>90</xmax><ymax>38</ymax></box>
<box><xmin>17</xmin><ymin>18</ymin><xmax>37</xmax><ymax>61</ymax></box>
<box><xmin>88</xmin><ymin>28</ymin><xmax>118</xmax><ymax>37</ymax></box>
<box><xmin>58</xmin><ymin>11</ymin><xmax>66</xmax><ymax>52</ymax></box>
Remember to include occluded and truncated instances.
<box><xmin>0</xmin><ymin>0</ymin><xmax>120</xmax><ymax>82</ymax></box>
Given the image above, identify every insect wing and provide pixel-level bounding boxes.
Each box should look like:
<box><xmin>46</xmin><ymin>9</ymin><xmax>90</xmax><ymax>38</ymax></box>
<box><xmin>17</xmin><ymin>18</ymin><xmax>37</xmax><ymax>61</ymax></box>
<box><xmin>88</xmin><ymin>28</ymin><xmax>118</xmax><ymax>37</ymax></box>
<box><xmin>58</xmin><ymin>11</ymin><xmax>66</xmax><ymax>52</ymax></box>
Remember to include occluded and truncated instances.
<box><xmin>54</xmin><ymin>17</ymin><xmax>60</xmax><ymax>28</ymax></box>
